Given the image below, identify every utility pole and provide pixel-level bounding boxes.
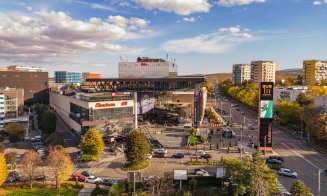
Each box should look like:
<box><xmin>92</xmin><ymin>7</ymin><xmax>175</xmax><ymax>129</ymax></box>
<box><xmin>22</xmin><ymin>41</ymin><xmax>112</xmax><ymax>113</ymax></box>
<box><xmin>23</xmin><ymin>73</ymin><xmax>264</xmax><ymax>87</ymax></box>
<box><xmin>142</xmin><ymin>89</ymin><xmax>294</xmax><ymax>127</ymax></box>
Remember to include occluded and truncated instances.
<box><xmin>300</xmin><ymin>115</ymin><xmax>303</xmax><ymax>140</ymax></box>
<box><xmin>230</xmin><ymin>106</ymin><xmax>232</xmax><ymax>124</ymax></box>
<box><xmin>318</xmin><ymin>169</ymin><xmax>321</xmax><ymax>196</ymax></box>
<box><xmin>264</xmin><ymin>135</ymin><xmax>267</xmax><ymax>159</ymax></box>
<box><xmin>240</xmin><ymin>123</ymin><xmax>243</xmax><ymax>161</ymax></box>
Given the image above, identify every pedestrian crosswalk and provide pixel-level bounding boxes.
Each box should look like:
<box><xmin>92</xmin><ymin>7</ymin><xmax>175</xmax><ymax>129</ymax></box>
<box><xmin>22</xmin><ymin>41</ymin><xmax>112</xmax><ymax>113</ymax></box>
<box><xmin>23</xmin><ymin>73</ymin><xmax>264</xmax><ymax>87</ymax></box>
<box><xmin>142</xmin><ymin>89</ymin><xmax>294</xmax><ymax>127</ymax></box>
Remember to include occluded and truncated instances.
<box><xmin>277</xmin><ymin>181</ymin><xmax>290</xmax><ymax>194</ymax></box>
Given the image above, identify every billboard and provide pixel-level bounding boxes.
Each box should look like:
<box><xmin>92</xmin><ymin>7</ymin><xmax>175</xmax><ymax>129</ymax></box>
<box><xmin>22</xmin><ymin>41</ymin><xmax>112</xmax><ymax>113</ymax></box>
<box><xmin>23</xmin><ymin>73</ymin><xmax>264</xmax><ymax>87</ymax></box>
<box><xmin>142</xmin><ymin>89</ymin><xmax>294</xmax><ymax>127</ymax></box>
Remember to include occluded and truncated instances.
<box><xmin>258</xmin><ymin>82</ymin><xmax>274</xmax><ymax>150</ymax></box>
<box><xmin>260</xmin><ymin>100</ymin><xmax>273</xmax><ymax>118</ymax></box>
<box><xmin>174</xmin><ymin>170</ymin><xmax>188</xmax><ymax>180</ymax></box>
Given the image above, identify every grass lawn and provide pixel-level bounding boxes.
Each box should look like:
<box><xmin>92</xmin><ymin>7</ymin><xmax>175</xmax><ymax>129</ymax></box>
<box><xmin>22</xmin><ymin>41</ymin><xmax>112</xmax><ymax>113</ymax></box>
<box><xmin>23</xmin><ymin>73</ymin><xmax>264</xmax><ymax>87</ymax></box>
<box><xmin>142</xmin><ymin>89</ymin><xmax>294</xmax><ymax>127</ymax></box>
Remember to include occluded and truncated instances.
<box><xmin>122</xmin><ymin>161</ymin><xmax>149</xmax><ymax>171</ymax></box>
<box><xmin>78</xmin><ymin>154</ymin><xmax>99</xmax><ymax>162</ymax></box>
<box><xmin>0</xmin><ymin>183</ymin><xmax>83</xmax><ymax>196</ymax></box>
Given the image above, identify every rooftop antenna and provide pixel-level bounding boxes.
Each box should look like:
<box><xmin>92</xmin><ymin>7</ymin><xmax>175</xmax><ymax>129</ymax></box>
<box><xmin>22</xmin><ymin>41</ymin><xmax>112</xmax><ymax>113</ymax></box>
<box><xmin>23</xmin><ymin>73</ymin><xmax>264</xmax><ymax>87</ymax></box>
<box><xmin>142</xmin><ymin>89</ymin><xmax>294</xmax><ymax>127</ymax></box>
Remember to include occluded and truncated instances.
<box><xmin>119</xmin><ymin>55</ymin><xmax>123</xmax><ymax>62</ymax></box>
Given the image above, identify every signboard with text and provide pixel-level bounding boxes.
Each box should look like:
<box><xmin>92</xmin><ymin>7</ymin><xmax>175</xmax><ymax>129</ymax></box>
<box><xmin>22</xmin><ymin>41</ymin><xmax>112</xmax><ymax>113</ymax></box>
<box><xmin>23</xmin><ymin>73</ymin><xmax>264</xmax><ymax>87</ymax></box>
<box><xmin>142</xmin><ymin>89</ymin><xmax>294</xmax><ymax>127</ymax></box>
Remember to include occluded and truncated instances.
<box><xmin>258</xmin><ymin>82</ymin><xmax>274</xmax><ymax>151</ymax></box>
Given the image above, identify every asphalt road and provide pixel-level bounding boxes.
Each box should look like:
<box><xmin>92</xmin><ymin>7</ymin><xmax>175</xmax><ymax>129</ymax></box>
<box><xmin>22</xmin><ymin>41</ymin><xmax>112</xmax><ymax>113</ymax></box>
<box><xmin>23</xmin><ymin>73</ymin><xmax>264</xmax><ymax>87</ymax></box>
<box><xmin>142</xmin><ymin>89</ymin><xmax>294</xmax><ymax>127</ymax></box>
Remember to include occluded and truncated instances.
<box><xmin>214</xmin><ymin>92</ymin><xmax>327</xmax><ymax>195</ymax></box>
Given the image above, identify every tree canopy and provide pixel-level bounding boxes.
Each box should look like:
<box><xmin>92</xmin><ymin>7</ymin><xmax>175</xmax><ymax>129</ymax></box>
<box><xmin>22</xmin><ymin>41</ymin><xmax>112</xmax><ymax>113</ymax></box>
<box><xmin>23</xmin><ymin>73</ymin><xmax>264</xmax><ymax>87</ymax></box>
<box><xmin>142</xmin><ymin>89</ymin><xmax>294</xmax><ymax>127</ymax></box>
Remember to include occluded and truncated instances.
<box><xmin>20</xmin><ymin>150</ymin><xmax>41</xmax><ymax>189</ymax></box>
<box><xmin>80</xmin><ymin>128</ymin><xmax>104</xmax><ymax>157</ymax></box>
<box><xmin>275</xmin><ymin>99</ymin><xmax>303</xmax><ymax>125</ymax></box>
<box><xmin>0</xmin><ymin>153</ymin><xmax>8</xmax><ymax>186</ymax></box>
<box><xmin>47</xmin><ymin>149</ymin><xmax>73</xmax><ymax>189</ymax></box>
<box><xmin>125</xmin><ymin>130</ymin><xmax>150</xmax><ymax>165</ymax></box>
<box><xmin>41</xmin><ymin>110</ymin><xmax>57</xmax><ymax>134</ymax></box>
<box><xmin>290</xmin><ymin>180</ymin><xmax>313</xmax><ymax>196</ymax></box>
<box><xmin>5</xmin><ymin>123</ymin><xmax>25</xmax><ymax>136</ymax></box>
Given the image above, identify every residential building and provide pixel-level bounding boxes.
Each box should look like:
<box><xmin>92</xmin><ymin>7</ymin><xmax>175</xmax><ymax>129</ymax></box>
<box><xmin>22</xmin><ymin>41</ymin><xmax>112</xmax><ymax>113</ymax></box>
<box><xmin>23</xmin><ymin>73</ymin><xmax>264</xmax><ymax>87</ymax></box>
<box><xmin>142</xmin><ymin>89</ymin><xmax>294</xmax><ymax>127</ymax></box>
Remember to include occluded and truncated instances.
<box><xmin>273</xmin><ymin>86</ymin><xmax>308</xmax><ymax>102</ymax></box>
<box><xmin>82</xmin><ymin>72</ymin><xmax>101</xmax><ymax>82</ymax></box>
<box><xmin>251</xmin><ymin>61</ymin><xmax>276</xmax><ymax>83</ymax></box>
<box><xmin>232</xmin><ymin>64</ymin><xmax>251</xmax><ymax>85</ymax></box>
<box><xmin>55</xmin><ymin>71</ymin><xmax>82</xmax><ymax>84</ymax></box>
<box><xmin>303</xmin><ymin>60</ymin><xmax>327</xmax><ymax>85</ymax></box>
<box><xmin>0</xmin><ymin>94</ymin><xmax>4</xmax><ymax>128</ymax></box>
<box><xmin>0</xmin><ymin>67</ymin><xmax>48</xmax><ymax>104</ymax></box>
<box><xmin>314</xmin><ymin>96</ymin><xmax>327</xmax><ymax>113</ymax></box>
<box><xmin>119</xmin><ymin>57</ymin><xmax>178</xmax><ymax>78</ymax></box>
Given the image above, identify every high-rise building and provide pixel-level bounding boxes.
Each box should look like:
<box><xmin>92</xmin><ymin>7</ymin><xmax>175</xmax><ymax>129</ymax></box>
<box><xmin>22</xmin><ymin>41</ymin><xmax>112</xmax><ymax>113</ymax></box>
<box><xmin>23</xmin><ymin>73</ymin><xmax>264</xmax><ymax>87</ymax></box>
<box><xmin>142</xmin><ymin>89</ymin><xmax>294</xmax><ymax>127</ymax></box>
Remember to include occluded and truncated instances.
<box><xmin>55</xmin><ymin>71</ymin><xmax>82</xmax><ymax>84</ymax></box>
<box><xmin>0</xmin><ymin>67</ymin><xmax>48</xmax><ymax>104</ymax></box>
<box><xmin>251</xmin><ymin>61</ymin><xmax>276</xmax><ymax>83</ymax></box>
<box><xmin>303</xmin><ymin>60</ymin><xmax>327</xmax><ymax>85</ymax></box>
<box><xmin>232</xmin><ymin>64</ymin><xmax>251</xmax><ymax>85</ymax></box>
<box><xmin>119</xmin><ymin>57</ymin><xmax>178</xmax><ymax>78</ymax></box>
<box><xmin>7</xmin><ymin>65</ymin><xmax>47</xmax><ymax>72</ymax></box>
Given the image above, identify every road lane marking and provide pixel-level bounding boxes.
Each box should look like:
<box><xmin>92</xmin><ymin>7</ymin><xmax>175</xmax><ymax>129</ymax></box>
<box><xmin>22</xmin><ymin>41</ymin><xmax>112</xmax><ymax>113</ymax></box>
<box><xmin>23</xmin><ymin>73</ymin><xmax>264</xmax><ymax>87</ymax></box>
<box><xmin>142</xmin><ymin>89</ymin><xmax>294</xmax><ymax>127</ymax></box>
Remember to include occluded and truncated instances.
<box><xmin>289</xmin><ymin>143</ymin><xmax>327</xmax><ymax>168</ymax></box>
<box><xmin>281</xmin><ymin>143</ymin><xmax>321</xmax><ymax>170</ymax></box>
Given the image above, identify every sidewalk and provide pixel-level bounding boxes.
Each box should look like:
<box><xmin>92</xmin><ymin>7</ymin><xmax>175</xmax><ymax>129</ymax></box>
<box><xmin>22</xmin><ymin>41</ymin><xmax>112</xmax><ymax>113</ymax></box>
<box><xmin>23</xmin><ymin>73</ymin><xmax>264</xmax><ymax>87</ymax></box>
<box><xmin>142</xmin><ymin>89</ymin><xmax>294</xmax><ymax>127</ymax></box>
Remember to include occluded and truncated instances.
<box><xmin>78</xmin><ymin>186</ymin><xmax>94</xmax><ymax>196</ymax></box>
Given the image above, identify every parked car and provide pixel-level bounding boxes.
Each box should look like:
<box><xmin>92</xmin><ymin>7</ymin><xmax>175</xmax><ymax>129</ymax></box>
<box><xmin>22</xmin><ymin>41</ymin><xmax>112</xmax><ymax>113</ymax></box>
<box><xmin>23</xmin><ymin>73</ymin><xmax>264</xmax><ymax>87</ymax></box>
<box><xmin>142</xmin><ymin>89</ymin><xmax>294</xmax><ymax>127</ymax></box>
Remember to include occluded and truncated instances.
<box><xmin>193</xmin><ymin>169</ymin><xmax>210</xmax><ymax>176</ymax></box>
<box><xmin>172</xmin><ymin>153</ymin><xmax>184</xmax><ymax>159</ymax></box>
<box><xmin>70</xmin><ymin>174</ymin><xmax>86</xmax><ymax>182</ymax></box>
<box><xmin>156</xmin><ymin>148</ymin><xmax>168</xmax><ymax>154</ymax></box>
<box><xmin>266</xmin><ymin>158</ymin><xmax>282</xmax><ymax>164</ymax></box>
<box><xmin>81</xmin><ymin>171</ymin><xmax>93</xmax><ymax>177</ymax></box>
<box><xmin>86</xmin><ymin>176</ymin><xmax>102</xmax><ymax>184</ymax></box>
<box><xmin>269</xmin><ymin>156</ymin><xmax>284</xmax><ymax>162</ymax></box>
<box><xmin>201</xmin><ymin>154</ymin><xmax>212</xmax><ymax>159</ymax></box>
<box><xmin>6</xmin><ymin>171</ymin><xmax>20</xmax><ymax>183</ymax></box>
<box><xmin>103</xmin><ymin>178</ymin><xmax>117</xmax><ymax>186</ymax></box>
<box><xmin>278</xmin><ymin>168</ymin><xmax>297</xmax><ymax>178</ymax></box>
<box><xmin>34</xmin><ymin>174</ymin><xmax>47</xmax><ymax>181</ymax></box>
<box><xmin>192</xmin><ymin>150</ymin><xmax>205</xmax><ymax>157</ymax></box>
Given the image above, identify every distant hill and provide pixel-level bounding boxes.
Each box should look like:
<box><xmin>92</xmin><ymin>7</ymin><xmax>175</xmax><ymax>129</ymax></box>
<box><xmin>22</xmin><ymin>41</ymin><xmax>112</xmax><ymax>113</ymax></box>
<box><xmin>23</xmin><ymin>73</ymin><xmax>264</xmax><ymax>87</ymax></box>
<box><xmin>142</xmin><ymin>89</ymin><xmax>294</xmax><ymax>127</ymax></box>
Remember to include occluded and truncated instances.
<box><xmin>276</xmin><ymin>68</ymin><xmax>303</xmax><ymax>75</ymax></box>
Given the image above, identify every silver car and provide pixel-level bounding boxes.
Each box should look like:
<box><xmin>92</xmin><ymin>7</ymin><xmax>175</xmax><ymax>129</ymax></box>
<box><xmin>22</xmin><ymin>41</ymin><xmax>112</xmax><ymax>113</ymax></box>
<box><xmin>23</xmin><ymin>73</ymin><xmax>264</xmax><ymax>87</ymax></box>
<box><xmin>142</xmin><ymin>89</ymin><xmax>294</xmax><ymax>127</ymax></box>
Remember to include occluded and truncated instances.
<box><xmin>278</xmin><ymin>168</ymin><xmax>297</xmax><ymax>178</ymax></box>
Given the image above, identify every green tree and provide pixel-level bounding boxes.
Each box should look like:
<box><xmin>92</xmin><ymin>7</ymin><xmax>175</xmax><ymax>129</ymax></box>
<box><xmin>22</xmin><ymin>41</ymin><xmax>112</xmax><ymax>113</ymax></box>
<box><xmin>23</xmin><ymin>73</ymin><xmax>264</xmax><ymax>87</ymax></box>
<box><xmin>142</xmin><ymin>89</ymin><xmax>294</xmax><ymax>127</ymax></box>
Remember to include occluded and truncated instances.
<box><xmin>289</xmin><ymin>180</ymin><xmax>313</xmax><ymax>196</ymax></box>
<box><xmin>203</xmin><ymin>82</ymin><xmax>213</xmax><ymax>96</ymax></box>
<box><xmin>41</xmin><ymin>110</ymin><xmax>57</xmax><ymax>134</ymax></box>
<box><xmin>34</xmin><ymin>103</ymin><xmax>48</xmax><ymax>129</ymax></box>
<box><xmin>296</xmin><ymin>92</ymin><xmax>312</xmax><ymax>106</ymax></box>
<box><xmin>125</xmin><ymin>130</ymin><xmax>150</xmax><ymax>165</ymax></box>
<box><xmin>276</xmin><ymin>99</ymin><xmax>303</xmax><ymax>125</ymax></box>
<box><xmin>305</xmin><ymin>111</ymin><xmax>327</xmax><ymax>141</ymax></box>
<box><xmin>0</xmin><ymin>153</ymin><xmax>8</xmax><ymax>186</ymax></box>
<box><xmin>249</xmin><ymin>151</ymin><xmax>278</xmax><ymax>196</ymax></box>
<box><xmin>5</xmin><ymin>123</ymin><xmax>25</xmax><ymax>136</ymax></box>
<box><xmin>80</xmin><ymin>128</ymin><xmax>105</xmax><ymax>157</ymax></box>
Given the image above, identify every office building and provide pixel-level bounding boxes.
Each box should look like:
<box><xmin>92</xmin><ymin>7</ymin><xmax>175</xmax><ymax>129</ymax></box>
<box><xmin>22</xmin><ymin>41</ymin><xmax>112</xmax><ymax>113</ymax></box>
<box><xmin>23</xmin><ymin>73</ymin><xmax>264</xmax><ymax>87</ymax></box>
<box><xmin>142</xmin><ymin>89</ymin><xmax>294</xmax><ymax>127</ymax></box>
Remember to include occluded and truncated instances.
<box><xmin>251</xmin><ymin>61</ymin><xmax>276</xmax><ymax>83</ymax></box>
<box><xmin>0</xmin><ymin>67</ymin><xmax>48</xmax><ymax>104</ymax></box>
<box><xmin>82</xmin><ymin>72</ymin><xmax>101</xmax><ymax>82</ymax></box>
<box><xmin>119</xmin><ymin>57</ymin><xmax>178</xmax><ymax>78</ymax></box>
<box><xmin>0</xmin><ymin>87</ymin><xmax>24</xmax><ymax>128</ymax></box>
<box><xmin>274</xmin><ymin>86</ymin><xmax>308</xmax><ymax>102</ymax></box>
<box><xmin>7</xmin><ymin>65</ymin><xmax>47</xmax><ymax>72</ymax></box>
<box><xmin>50</xmin><ymin>91</ymin><xmax>134</xmax><ymax>133</ymax></box>
<box><xmin>232</xmin><ymin>64</ymin><xmax>251</xmax><ymax>85</ymax></box>
<box><xmin>55</xmin><ymin>71</ymin><xmax>82</xmax><ymax>84</ymax></box>
<box><xmin>314</xmin><ymin>96</ymin><xmax>327</xmax><ymax>113</ymax></box>
<box><xmin>303</xmin><ymin>60</ymin><xmax>327</xmax><ymax>85</ymax></box>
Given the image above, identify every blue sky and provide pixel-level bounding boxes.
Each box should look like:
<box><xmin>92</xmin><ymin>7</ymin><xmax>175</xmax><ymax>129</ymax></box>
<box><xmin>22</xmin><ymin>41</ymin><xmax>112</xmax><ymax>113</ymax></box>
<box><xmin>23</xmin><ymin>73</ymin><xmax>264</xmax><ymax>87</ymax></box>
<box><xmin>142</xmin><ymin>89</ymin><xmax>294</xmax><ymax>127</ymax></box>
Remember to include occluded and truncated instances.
<box><xmin>0</xmin><ymin>0</ymin><xmax>326</xmax><ymax>77</ymax></box>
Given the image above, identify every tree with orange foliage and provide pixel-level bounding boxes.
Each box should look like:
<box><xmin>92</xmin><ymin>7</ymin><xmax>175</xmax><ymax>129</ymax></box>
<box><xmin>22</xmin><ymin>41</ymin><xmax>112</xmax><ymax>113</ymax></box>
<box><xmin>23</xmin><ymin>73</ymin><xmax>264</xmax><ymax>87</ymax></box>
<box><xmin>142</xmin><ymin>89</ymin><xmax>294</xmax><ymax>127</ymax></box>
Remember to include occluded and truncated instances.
<box><xmin>46</xmin><ymin>149</ymin><xmax>73</xmax><ymax>189</ymax></box>
<box><xmin>20</xmin><ymin>150</ymin><xmax>41</xmax><ymax>188</ymax></box>
<box><xmin>0</xmin><ymin>153</ymin><xmax>8</xmax><ymax>186</ymax></box>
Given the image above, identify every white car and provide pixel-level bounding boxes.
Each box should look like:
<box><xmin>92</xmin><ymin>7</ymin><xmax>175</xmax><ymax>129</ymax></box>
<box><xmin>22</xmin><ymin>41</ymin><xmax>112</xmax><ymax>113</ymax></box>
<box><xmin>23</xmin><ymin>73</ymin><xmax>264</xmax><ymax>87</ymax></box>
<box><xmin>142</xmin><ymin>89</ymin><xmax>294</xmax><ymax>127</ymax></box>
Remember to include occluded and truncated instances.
<box><xmin>86</xmin><ymin>176</ymin><xmax>102</xmax><ymax>184</ymax></box>
<box><xmin>192</xmin><ymin>150</ymin><xmax>205</xmax><ymax>157</ymax></box>
<box><xmin>156</xmin><ymin>148</ymin><xmax>167</xmax><ymax>154</ymax></box>
<box><xmin>278</xmin><ymin>168</ymin><xmax>297</xmax><ymax>178</ymax></box>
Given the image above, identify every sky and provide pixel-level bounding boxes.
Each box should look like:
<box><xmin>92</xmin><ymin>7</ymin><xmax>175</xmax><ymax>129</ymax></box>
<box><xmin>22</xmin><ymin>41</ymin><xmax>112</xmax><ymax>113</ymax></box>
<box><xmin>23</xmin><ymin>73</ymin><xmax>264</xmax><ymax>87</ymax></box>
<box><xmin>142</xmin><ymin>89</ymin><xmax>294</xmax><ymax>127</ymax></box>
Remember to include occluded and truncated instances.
<box><xmin>0</xmin><ymin>0</ymin><xmax>326</xmax><ymax>77</ymax></box>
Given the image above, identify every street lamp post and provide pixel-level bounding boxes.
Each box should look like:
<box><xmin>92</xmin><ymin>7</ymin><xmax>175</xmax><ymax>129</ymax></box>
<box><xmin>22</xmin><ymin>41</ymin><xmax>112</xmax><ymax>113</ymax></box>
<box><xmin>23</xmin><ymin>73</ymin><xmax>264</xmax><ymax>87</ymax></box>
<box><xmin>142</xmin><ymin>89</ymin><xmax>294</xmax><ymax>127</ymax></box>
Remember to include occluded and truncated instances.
<box><xmin>318</xmin><ymin>169</ymin><xmax>321</xmax><ymax>196</ymax></box>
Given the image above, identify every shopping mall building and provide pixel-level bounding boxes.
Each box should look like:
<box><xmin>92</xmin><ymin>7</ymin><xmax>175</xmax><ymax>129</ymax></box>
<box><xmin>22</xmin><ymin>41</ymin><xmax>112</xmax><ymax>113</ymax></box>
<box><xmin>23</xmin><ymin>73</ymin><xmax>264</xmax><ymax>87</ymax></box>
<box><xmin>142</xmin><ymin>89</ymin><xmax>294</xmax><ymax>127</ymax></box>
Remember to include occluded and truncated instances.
<box><xmin>50</xmin><ymin>91</ymin><xmax>136</xmax><ymax>134</ymax></box>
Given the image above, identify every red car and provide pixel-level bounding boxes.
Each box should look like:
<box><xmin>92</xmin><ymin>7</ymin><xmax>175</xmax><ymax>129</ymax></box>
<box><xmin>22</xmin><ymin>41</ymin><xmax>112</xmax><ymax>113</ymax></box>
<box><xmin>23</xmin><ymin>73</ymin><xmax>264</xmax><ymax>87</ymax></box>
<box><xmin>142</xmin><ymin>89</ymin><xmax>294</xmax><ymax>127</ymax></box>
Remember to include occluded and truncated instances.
<box><xmin>70</xmin><ymin>174</ymin><xmax>86</xmax><ymax>182</ymax></box>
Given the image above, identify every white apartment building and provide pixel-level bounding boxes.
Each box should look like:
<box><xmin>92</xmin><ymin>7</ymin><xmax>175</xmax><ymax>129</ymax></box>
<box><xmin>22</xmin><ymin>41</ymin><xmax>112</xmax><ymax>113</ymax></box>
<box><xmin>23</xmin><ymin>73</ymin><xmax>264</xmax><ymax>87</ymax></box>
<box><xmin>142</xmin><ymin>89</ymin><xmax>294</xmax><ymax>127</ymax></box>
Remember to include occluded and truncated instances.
<box><xmin>273</xmin><ymin>86</ymin><xmax>308</xmax><ymax>103</ymax></box>
<box><xmin>232</xmin><ymin>64</ymin><xmax>251</xmax><ymax>85</ymax></box>
<box><xmin>119</xmin><ymin>57</ymin><xmax>178</xmax><ymax>78</ymax></box>
<box><xmin>314</xmin><ymin>96</ymin><xmax>327</xmax><ymax>113</ymax></box>
<box><xmin>251</xmin><ymin>61</ymin><xmax>276</xmax><ymax>83</ymax></box>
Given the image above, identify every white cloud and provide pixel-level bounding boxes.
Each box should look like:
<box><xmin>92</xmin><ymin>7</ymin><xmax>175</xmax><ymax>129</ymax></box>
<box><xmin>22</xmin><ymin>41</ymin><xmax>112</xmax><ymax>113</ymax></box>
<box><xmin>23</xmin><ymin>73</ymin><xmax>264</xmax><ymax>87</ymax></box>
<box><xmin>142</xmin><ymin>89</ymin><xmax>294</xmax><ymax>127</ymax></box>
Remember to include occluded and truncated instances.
<box><xmin>217</xmin><ymin>0</ymin><xmax>266</xmax><ymax>7</ymax></box>
<box><xmin>0</xmin><ymin>11</ymin><xmax>152</xmax><ymax>63</ymax></box>
<box><xmin>135</xmin><ymin>0</ymin><xmax>212</xmax><ymax>15</ymax></box>
<box><xmin>161</xmin><ymin>26</ymin><xmax>253</xmax><ymax>53</ymax></box>
<box><xmin>177</xmin><ymin>17</ymin><xmax>197</xmax><ymax>23</ymax></box>
<box><xmin>313</xmin><ymin>0</ymin><xmax>327</xmax><ymax>5</ymax></box>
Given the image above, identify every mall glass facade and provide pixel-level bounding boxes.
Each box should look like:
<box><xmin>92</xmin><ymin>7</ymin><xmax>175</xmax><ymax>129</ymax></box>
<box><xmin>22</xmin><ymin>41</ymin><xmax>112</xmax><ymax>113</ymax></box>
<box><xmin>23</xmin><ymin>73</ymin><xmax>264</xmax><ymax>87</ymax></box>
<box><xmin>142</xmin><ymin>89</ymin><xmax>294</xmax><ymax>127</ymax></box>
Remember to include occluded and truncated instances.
<box><xmin>55</xmin><ymin>71</ymin><xmax>82</xmax><ymax>84</ymax></box>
